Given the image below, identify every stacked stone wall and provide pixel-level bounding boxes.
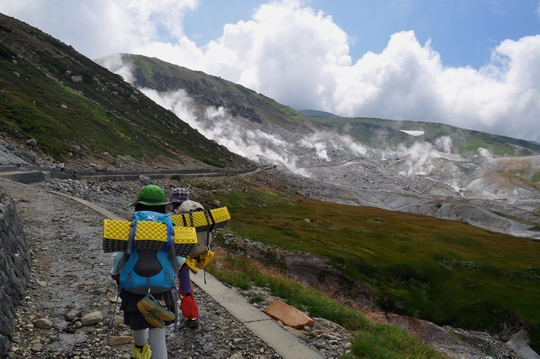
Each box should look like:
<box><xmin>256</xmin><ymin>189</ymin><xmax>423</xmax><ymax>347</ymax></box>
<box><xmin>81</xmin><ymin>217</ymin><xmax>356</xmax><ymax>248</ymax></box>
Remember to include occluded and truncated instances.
<box><xmin>0</xmin><ymin>190</ymin><xmax>31</xmax><ymax>356</ymax></box>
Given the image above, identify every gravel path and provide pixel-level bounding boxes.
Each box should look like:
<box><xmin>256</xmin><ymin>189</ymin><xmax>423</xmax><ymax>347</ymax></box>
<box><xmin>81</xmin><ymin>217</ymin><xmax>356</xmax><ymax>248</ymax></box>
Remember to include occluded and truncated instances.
<box><xmin>2</xmin><ymin>178</ymin><xmax>351</xmax><ymax>359</ymax></box>
<box><xmin>2</xmin><ymin>177</ymin><xmax>282</xmax><ymax>358</ymax></box>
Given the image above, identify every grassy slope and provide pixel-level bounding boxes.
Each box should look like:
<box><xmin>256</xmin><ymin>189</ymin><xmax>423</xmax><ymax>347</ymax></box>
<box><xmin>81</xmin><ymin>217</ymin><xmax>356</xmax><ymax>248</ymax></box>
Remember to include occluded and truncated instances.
<box><xmin>210</xmin><ymin>252</ymin><xmax>446</xmax><ymax>359</ymax></box>
<box><xmin>0</xmin><ymin>15</ymin><xmax>236</xmax><ymax>166</ymax></box>
<box><xmin>311</xmin><ymin>116</ymin><xmax>540</xmax><ymax>157</ymax></box>
<box><xmin>211</xmin><ymin>186</ymin><xmax>540</xmax><ymax>352</ymax></box>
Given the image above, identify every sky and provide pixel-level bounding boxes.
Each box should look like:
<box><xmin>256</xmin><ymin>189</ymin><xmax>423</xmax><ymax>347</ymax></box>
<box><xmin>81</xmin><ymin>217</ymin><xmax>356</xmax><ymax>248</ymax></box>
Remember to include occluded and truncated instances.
<box><xmin>2</xmin><ymin>0</ymin><xmax>540</xmax><ymax>142</ymax></box>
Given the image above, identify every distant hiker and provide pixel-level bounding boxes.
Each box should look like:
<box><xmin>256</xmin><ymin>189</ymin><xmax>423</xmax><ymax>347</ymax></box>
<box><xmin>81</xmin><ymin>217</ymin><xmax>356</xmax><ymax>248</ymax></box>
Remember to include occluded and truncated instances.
<box><xmin>169</xmin><ymin>187</ymin><xmax>199</xmax><ymax>328</ymax></box>
<box><xmin>111</xmin><ymin>185</ymin><xmax>185</xmax><ymax>359</ymax></box>
<box><xmin>71</xmin><ymin>169</ymin><xmax>78</xmax><ymax>179</ymax></box>
<box><xmin>60</xmin><ymin>162</ymin><xmax>65</xmax><ymax>172</ymax></box>
<box><xmin>52</xmin><ymin>162</ymin><xmax>57</xmax><ymax>171</ymax></box>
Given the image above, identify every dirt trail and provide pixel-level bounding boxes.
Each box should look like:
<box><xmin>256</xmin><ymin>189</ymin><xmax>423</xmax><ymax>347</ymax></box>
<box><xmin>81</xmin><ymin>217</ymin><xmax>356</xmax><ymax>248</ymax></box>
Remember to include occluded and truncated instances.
<box><xmin>2</xmin><ymin>178</ymin><xmax>279</xmax><ymax>358</ymax></box>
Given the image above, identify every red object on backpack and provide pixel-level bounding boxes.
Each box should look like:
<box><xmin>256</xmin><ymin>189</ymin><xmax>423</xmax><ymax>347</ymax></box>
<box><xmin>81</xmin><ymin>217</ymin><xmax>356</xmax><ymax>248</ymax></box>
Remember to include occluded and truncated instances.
<box><xmin>180</xmin><ymin>294</ymin><xmax>198</xmax><ymax>320</ymax></box>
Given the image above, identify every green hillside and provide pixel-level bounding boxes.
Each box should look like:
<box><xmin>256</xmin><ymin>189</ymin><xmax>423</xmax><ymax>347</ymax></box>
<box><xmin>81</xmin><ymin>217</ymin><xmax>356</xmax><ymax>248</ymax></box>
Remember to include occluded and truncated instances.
<box><xmin>0</xmin><ymin>13</ymin><xmax>247</xmax><ymax>168</ymax></box>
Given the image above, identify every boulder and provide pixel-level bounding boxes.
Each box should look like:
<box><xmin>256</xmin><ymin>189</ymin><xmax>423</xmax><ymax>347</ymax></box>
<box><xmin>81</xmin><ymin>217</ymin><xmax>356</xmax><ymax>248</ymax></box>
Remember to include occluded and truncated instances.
<box><xmin>26</xmin><ymin>139</ymin><xmax>37</xmax><ymax>147</ymax></box>
<box><xmin>81</xmin><ymin>311</ymin><xmax>103</xmax><ymax>326</ymax></box>
<box><xmin>64</xmin><ymin>310</ymin><xmax>79</xmax><ymax>321</ymax></box>
<box><xmin>139</xmin><ymin>175</ymin><xmax>151</xmax><ymax>185</ymax></box>
<box><xmin>109</xmin><ymin>336</ymin><xmax>132</xmax><ymax>347</ymax></box>
<box><xmin>32</xmin><ymin>318</ymin><xmax>53</xmax><ymax>329</ymax></box>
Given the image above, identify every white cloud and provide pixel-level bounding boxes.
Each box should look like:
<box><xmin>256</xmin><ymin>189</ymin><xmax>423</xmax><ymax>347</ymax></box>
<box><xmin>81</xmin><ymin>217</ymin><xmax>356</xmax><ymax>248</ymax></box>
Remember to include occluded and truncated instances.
<box><xmin>137</xmin><ymin>85</ymin><xmax>370</xmax><ymax>174</ymax></box>
<box><xmin>1</xmin><ymin>0</ymin><xmax>199</xmax><ymax>59</ymax></box>
<box><xmin>95</xmin><ymin>54</ymin><xmax>135</xmax><ymax>83</ymax></box>
<box><xmin>478</xmin><ymin>147</ymin><xmax>493</xmax><ymax>160</ymax></box>
<box><xmin>187</xmin><ymin>2</ymin><xmax>540</xmax><ymax>143</ymax></box>
<box><xmin>139</xmin><ymin>87</ymin><xmax>310</xmax><ymax>174</ymax></box>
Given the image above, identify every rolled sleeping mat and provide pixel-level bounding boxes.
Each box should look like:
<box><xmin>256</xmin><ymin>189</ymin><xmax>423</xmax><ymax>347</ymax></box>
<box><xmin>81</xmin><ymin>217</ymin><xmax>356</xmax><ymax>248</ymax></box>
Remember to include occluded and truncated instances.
<box><xmin>170</xmin><ymin>206</ymin><xmax>231</xmax><ymax>232</ymax></box>
<box><xmin>102</xmin><ymin>219</ymin><xmax>198</xmax><ymax>257</ymax></box>
<box><xmin>170</xmin><ymin>207</ymin><xmax>231</xmax><ymax>257</ymax></box>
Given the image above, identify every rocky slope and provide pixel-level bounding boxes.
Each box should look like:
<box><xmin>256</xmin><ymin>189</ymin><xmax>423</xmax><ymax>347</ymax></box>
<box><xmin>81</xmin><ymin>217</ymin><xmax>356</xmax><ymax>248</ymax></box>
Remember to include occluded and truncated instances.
<box><xmin>276</xmin><ymin>144</ymin><xmax>540</xmax><ymax>239</ymax></box>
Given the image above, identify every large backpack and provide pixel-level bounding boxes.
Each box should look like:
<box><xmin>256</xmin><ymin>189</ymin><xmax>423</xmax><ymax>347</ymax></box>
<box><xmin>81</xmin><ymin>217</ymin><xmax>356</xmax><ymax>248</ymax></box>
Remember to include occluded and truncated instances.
<box><xmin>176</xmin><ymin>200</ymin><xmax>213</xmax><ymax>258</ymax></box>
<box><xmin>119</xmin><ymin>211</ymin><xmax>178</xmax><ymax>294</ymax></box>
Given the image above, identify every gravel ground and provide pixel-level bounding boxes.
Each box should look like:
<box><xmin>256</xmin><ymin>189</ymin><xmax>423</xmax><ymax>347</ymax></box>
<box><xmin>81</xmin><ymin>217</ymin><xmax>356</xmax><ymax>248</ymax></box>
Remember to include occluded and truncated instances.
<box><xmin>1</xmin><ymin>177</ymin><xmax>352</xmax><ymax>359</ymax></box>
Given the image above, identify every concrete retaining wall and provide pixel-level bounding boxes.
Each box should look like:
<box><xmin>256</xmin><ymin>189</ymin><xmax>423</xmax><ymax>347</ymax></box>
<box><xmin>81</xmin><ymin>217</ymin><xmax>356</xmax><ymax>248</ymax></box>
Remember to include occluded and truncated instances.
<box><xmin>0</xmin><ymin>190</ymin><xmax>31</xmax><ymax>356</ymax></box>
<box><xmin>0</xmin><ymin>165</ymin><xmax>258</xmax><ymax>184</ymax></box>
<box><xmin>0</xmin><ymin>171</ymin><xmax>49</xmax><ymax>184</ymax></box>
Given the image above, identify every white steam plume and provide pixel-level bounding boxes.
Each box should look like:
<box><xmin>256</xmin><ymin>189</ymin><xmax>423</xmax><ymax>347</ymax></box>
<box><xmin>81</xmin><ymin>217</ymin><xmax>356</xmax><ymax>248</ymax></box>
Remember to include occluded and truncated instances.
<box><xmin>140</xmin><ymin>88</ymin><xmax>368</xmax><ymax>175</ymax></box>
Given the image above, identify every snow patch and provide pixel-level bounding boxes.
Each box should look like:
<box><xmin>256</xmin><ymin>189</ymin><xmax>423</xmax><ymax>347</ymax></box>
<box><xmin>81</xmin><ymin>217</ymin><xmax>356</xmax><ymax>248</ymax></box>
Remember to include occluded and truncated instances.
<box><xmin>400</xmin><ymin>130</ymin><xmax>425</xmax><ymax>136</ymax></box>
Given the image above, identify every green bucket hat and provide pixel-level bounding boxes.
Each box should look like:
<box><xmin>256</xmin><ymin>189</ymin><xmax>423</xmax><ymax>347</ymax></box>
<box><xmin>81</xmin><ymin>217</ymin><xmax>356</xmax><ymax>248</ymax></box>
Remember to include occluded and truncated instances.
<box><xmin>130</xmin><ymin>185</ymin><xmax>170</xmax><ymax>206</ymax></box>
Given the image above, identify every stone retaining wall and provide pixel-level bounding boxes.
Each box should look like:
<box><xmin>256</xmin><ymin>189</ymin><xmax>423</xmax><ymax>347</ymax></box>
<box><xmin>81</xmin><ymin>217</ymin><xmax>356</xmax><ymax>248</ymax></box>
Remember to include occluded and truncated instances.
<box><xmin>0</xmin><ymin>190</ymin><xmax>31</xmax><ymax>356</ymax></box>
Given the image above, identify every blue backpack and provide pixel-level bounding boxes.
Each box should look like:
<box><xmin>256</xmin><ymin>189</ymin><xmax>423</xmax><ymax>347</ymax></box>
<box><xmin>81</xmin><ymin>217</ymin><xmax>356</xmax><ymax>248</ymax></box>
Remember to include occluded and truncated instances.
<box><xmin>119</xmin><ymin>211</ymin><xmax>178</xmax><ymax>294</ymax></box>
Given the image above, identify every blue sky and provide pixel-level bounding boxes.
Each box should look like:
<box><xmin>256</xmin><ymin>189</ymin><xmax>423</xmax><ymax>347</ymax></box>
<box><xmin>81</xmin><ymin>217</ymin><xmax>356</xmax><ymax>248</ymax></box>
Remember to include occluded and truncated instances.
<box><xmin>1</xmin><ymin>0</ymin><xmax>540</xmax><ymax>143</ymax></box>
<box><xmin>181</xmin><ymin>1</ymin><xmax>540</xmax><ymax>69</ymax></box>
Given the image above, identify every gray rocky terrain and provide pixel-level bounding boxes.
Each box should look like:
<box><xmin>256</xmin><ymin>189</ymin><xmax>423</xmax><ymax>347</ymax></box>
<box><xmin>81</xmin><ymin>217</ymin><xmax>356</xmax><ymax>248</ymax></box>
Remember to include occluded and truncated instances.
<box><xmin>250</xmin><ymin>126</ymin><xmax>540</xmax><ymax>239</ymax></box>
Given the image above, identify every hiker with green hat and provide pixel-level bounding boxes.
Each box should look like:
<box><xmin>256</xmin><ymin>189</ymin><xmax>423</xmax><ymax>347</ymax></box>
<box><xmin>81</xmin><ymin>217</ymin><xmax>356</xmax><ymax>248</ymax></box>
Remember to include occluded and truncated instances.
<box><xmin>111</xmin><ymin>184</ymin><xmax>186</xmax><ymax>359</ymax></box>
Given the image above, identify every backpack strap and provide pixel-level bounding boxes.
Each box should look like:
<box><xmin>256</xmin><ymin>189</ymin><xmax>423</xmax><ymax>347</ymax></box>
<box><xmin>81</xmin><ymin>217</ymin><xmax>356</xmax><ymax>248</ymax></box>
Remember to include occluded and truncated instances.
<box><xmin>127</xmin><ymin>220</ymin><xmax>137</xmax><ymax>254</ymax></box>
<box><xmin>162</xmin><ymin>224</ymin><xmax>173</xmax><ymax>252</ymax></box>
<box><xmin>204</xmin><ymin>210</ymin><xmax>215</xmax><ymax>250</ymax></box>
<box><xmin>187</xmin><ymin>210</ymin><xmax>195</xmax><ymax>227</ymax></box>
<box><xmin>181</xmin><ymin>214</ymin><xmax>188</xmax><ymax>227</ymax></box>
<box><xmin>122</xmin><ymin>220</ymin><xmax>137</xmax><ymax>268</ymax></box>
<box><xmin>117</xmin><ymin>220</ymin><xmax>137</xmax><ymax>297</ymax></box>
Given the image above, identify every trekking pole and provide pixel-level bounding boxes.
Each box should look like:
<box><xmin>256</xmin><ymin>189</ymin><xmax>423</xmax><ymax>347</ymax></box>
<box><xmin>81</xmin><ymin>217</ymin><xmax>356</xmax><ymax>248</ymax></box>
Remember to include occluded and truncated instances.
<box><xmin>105</xmin><ymin>281</ymin><xmax>121</xmax><ymax>348</ymax></box>
<box><xmin>173</xmin><ymin>288</ymin><xmax>179</xmax><ymax>332</ymax></box>
<box><xmin>109</xmin><ymin>281</ymin><xmax>121</xmax><ymax>329</ymax></box>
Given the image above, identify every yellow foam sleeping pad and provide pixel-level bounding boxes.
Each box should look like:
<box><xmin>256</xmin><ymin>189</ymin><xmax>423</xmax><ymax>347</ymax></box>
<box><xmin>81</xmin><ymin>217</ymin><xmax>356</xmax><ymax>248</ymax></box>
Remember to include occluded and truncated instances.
<box><xmin>102</xmin><ymin>220</ymin><xmax>198</xmax><ymax>257</ymax></box>
<box><xmin>169</xmin><ymin>206</ymin><xmax>231</xmax><ymax>231</ymax></box>
<box><xmin>170</xmin><ymin>207</ymin><xmax>230</xmax><ymax>273</ymax></box>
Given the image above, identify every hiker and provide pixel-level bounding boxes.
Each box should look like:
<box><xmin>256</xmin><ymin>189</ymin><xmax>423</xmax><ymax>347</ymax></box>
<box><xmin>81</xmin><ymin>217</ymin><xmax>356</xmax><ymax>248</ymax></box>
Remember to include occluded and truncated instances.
<box><xmin>111</xmin><ymin>185</ymin><xmax>185</xmax><ymax>359</ymax></box>
<box><xmin>52</xmin><ymin>162</ymin><xmax>57</xmax><ymax>171</ymax></box>
<box><xmin>59</xmin><ymin>162</ymin><xmax>64</xmax><ymax>172</ymax></box>
<box><xmin>71</xmin><ymin>169</ymin><xmax>78</xmax><ymax>179</ymax></box>
<box><xmin>169</xmin><ymin>187</ymin><xmax>200</xmax><ymax>328</ymax></box>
